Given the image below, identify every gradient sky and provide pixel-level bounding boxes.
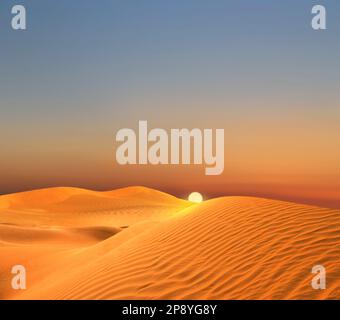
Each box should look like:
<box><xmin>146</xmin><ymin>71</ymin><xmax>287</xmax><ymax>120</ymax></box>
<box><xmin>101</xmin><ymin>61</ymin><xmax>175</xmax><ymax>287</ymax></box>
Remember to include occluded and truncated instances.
<box><xmin>1</xmin><ymin>0</ymin><xmax>340</xmax><ymax>208</ymax></box>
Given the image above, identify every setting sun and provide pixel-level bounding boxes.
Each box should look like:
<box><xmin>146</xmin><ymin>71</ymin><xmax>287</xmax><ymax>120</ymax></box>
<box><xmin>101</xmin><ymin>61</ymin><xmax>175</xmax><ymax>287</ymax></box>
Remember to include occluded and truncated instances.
<box><xmin>188</xmin><ymin>192</ymin><xmax>203</xmax><ymax>203</ymax></box>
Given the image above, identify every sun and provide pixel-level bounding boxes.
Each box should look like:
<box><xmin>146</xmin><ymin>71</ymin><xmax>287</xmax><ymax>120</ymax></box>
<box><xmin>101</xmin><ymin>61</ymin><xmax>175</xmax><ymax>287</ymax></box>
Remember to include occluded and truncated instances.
<box><xmin>188</xmin><ymin>192</ymin><xmax>203</xmax><ymax>203</ymax></box>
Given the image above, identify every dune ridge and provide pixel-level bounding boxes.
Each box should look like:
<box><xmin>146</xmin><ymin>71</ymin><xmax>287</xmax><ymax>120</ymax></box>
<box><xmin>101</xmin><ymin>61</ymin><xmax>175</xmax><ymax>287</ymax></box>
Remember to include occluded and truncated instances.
<box><xmin>0</xmin><ymin>187</ymin><xmax>339</xmax><ymax>300</ymax></box>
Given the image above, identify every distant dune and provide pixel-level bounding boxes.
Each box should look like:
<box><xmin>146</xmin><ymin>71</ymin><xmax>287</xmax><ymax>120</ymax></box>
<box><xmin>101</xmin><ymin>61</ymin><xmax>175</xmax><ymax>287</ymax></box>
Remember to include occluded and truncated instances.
<box><xmin>0</xmin><ymin>187</ymin><xmax>339</xmax><ymax>300</ymax></box>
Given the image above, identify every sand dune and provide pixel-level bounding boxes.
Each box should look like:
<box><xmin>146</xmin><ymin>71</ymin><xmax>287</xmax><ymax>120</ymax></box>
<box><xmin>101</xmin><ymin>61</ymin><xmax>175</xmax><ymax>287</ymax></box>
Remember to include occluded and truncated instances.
<box><xmin>0</xmin><ymin>186</ymin><xmax>190</xmax><ymax>229</ymax></box>
<box><xmin>0</xmin><ymin>224</ymin><xmax>120</xmax><ymax>245</ymax></box>
<box><xmin>0</xmin><ymin>187</ymin><xmax>339</xmax><ymax>300</ymax></box>
<box><xmin>0</xmin><ymin>186</ymin><xmax>188</xmax><ymax>211</ymax></box>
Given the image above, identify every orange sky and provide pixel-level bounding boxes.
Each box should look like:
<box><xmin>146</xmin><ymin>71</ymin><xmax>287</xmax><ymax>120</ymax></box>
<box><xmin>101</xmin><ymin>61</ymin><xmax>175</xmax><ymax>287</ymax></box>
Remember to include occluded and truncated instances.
<box><xmin>1</xmin><ymin>112</ymin><xmax>340</xmax><ymax>208</ymax></box>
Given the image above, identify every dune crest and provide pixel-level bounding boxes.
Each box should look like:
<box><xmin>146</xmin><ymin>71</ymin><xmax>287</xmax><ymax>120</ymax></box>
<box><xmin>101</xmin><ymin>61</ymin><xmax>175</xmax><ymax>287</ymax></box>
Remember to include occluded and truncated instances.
<box><xmin>0</xmin><ymin>188</ymin><xmax>339</xmax><ymax>300</ymax></box>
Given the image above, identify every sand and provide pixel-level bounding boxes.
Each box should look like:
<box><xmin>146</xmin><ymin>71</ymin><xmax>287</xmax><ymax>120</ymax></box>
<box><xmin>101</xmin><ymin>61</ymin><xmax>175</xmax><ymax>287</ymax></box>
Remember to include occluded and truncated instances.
<box><xmin>0</xmin><ymin>187</ymin><xmax>339</xmax><ymax>300</ymax></box>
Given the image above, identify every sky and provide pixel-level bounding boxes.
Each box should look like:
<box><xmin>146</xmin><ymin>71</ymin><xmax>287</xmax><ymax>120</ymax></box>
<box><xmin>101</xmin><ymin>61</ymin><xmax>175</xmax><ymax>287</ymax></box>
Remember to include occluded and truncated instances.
<box><xmin>0</xmin><ymin>0</ymin><xmax>340</xmax><ymax>208</ymax></box>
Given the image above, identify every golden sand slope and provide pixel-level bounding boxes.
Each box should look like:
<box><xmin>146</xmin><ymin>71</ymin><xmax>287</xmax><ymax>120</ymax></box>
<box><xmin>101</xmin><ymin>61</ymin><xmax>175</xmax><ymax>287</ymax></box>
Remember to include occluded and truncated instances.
<box><xmin>0</xmin><ymin>186</ymin><xmax>191</xmax><ymax>299</ymax></box>
<box><xmin>1</xmin><ymin>188</ymin><xmax>339</xmax><ymax>300</ymax></box>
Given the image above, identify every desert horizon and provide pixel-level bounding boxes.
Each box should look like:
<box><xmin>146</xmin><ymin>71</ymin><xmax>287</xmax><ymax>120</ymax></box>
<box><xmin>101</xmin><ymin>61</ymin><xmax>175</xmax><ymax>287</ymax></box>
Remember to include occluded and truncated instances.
<box><xmin>1</xmin><ymin>185</ymin><xmax>339</xmax><ymax>300</ymax></box>
<box><xmin>2</xmin><ymin>183</ymin><xmax>340</xmax><ymax>211</ymax></box>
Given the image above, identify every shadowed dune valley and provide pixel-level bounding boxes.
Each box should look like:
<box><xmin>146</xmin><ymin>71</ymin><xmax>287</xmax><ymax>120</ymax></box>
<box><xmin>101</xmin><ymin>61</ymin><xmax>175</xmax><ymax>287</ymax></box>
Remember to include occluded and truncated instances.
<box><xmin>0</xmin><ymin>186</ymin><xmax>339</xmax><ymax>300</ymax></box>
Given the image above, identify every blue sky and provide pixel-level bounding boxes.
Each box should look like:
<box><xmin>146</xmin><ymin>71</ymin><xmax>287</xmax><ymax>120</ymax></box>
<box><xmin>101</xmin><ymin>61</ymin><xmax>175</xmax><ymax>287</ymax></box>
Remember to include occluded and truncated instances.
<box><xmin>1</xmin><ymin>0</ymin><xmax>339</xmax><ymax>123</ymax></box>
